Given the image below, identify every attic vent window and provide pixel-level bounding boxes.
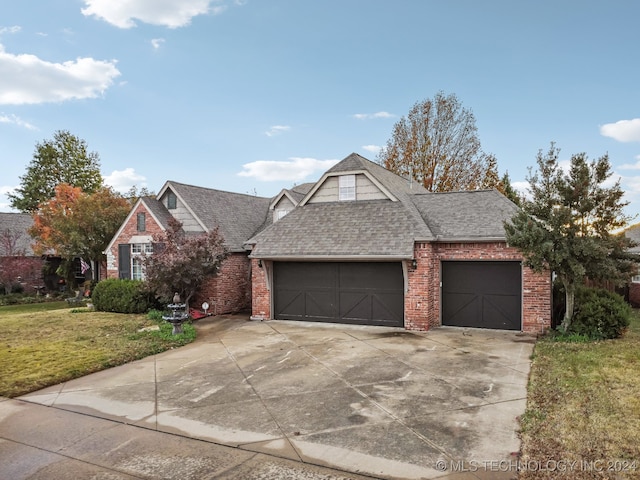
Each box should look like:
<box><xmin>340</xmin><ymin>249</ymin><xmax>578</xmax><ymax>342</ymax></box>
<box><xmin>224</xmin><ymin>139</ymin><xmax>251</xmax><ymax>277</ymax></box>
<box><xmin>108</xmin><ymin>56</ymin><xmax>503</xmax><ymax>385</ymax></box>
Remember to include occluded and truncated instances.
<box><xmin>339</xmin><ymin>174</ymin><xmax>356</xmax><ymax>201</ymax></box>
<box><xmin>167</xmin><ymin>192</ymin><xmax>177</xmax><ymax>209</ymax></box>
<box><xmin>137</xmin><ymin>213</ymin><xmax>146</xmax><ymax>232</ymax></box>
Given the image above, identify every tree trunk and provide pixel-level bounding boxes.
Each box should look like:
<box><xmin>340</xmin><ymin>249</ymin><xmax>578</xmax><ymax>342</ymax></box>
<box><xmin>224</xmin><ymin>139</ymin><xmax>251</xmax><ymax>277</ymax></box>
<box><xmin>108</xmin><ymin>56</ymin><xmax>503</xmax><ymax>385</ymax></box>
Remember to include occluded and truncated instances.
<box><xmin>560</xmin><ymin>279</ymin><xmax>575</xmax><ymax>333</ymax></box>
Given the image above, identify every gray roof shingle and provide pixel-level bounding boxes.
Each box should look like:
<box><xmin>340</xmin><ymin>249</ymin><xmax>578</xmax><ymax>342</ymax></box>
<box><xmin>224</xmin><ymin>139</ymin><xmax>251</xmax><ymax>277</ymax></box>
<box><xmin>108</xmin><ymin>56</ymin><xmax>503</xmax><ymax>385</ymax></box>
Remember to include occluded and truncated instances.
<box><xmin>0</xmin><ymin>212</ymin><xmax>35</xmax><ymax>255</ymax></box>
<box><xmin>248</xmin><ymin>153</ymin><xmax>520</xmax><ymax>258</ymax></box>
<box><xmin>411</xmin><ymin>190</ymin><xmax>519</xmax><ymax>240</ymax></box>
<box><xmin>141</xmin><ymin>196</ymin><xmax>173</xmax><ymax>230</ymax></box>
<box><xmin>168</xmin><ymin>182</ymin><xmax>271</xmax><ymax>251</ymax></box>
<box><xmin>250</xmin><ymin>200</ymin><xmax>418</xmax><ymax>259</ymax></box>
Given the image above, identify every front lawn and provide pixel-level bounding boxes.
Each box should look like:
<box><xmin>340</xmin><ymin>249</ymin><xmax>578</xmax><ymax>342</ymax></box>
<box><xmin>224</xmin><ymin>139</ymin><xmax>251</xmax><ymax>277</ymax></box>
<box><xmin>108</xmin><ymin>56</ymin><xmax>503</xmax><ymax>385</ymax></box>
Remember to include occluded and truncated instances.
<box><xmin>0</xmin><ymin>305</ymin><xmax>196</xmax><ymax>398</ymax></box>
<box><xmin>520</xmin><ymin>309</ymin><xmax>640</xmax><ymax>479</ymax></box>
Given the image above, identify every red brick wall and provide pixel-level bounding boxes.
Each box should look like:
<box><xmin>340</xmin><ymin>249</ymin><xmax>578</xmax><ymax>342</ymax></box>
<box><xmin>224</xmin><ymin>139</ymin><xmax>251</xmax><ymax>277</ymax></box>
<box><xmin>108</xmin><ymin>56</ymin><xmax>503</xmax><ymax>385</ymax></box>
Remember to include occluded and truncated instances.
<box><xmin>629</xmin><ymin>283</ymin><xmax>640</xmax><ymax>307</ymax></box>
<box><xmin>251</xmin><ymin>258</ymin><xmax>271</xmax><ymax>320</ymax></box>
<box><xmin>106</xmin><ymin>203</ymin><xmax>164</xmax><ymax>279</ymax></box>
<box><xmin>406</xmin><ymin>242</ymin><xmax>551</xmax><ymax>333</ymax></box>
<box><xmin>193</xmin><ymin>253</ymin><xmax>252</xmax><ymax>314</ymax></box>
<box><xmin>1</xmin><ymin>256</ymin><xmax>44</xmax><ymax>291</ymax></box>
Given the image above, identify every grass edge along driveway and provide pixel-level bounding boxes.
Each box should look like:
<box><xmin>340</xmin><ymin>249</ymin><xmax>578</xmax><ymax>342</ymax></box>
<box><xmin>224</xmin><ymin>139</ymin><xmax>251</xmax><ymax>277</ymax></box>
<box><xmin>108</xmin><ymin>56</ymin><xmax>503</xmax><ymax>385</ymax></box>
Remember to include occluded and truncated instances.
<box><xmin>0</xmin><ymin>303</ymin><xmax>195</xmax><ymax>398</ymax></box>
<box><xmin>519</xmin><ymin>309</ymin><xmax>640</xmax><ymax>479</ymax></box>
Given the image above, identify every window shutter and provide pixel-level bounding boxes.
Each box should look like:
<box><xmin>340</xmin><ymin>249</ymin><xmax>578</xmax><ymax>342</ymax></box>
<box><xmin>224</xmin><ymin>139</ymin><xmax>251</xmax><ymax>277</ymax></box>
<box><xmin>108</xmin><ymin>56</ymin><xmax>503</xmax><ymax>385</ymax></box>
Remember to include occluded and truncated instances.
<box><xmin>118</xmin><ymin>244</ymin><xmax>131</xmax><ymax>279</ymax></box>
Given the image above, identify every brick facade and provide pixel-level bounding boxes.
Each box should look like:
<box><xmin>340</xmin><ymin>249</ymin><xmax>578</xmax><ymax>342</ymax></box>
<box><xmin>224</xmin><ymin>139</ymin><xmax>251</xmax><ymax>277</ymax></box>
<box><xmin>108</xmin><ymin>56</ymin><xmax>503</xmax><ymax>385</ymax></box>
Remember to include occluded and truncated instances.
<box><xmin>629</xmin><ymin>283</ymin><xmax>640</xmax><ymax>307</ymax></box>
<box><xmin>250</xmin><ymin>242</ymin><xmax>552</xmax><ymax>333</ymax></box>
<box><xmin>250</xmin><ymin>258</ymin><xmax>271</xmax><ymax>320</ymax></box>
<box><xmin>106</xmin><ymin>202</ymin><xmax>253</xmax><ymax>314</ymax></box>
<box><xmin>193</xmin><ymin>253</ymin><xmax>252</xmax><ymax>314</ymax></box>
<box><xmin>106</xmin><ymin>202</ymin><xmax>164</xmax><ymax>279</ymax></box>
<box><xmin>405</xmin><ymin>242</ymin><xmax>552</xmax><ymax>333</ymax></box>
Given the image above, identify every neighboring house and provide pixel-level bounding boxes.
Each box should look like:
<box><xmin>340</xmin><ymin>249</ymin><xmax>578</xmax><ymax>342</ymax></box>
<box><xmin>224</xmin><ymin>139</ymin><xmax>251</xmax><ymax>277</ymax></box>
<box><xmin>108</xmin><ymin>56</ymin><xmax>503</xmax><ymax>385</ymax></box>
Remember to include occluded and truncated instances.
<box><xmin>0</xmin><ymin>212</ymin><xmax>44</xmax><ymax>292</ymax></box>
<box><xmin>105</xmin><ymin>181</ymin><xmax>272</xmax><ymax>314</ymax></box>
<box><xmin>246</xmin><ymin>153</ymin><xmax>552</xmax><ymax>333</ymax></box>
<box><xmin>624</xmin><ymin>223</ymin><xmax>640</xmax><ymax>306</ymax></box>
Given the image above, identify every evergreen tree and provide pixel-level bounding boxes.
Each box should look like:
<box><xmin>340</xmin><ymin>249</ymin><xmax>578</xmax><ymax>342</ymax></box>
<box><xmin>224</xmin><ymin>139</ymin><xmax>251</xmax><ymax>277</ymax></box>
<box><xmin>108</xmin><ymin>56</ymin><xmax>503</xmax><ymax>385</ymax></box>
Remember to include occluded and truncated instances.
<box><xmin>504</xmin><ymin>143</ymin><xmax>634</xmax><ymax>332</ymax></box>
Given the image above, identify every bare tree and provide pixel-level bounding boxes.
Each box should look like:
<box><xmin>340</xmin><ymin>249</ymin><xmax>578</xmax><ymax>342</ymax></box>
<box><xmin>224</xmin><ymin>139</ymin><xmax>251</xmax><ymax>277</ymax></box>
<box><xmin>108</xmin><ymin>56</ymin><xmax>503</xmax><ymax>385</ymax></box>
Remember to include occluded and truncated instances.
<box><xmin>378</xmin><ymin>91</ymin><xmax>498</xmax><ymax>192</ymax></box>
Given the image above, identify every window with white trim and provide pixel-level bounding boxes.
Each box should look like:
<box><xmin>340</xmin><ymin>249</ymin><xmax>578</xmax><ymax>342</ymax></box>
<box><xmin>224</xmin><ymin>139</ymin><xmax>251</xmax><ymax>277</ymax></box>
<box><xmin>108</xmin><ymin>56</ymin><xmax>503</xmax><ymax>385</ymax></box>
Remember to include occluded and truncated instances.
<box><xmin>339</xmin><ymin>174</ymin><xmax>356</xmax><ymax>201</ymax></box>
<box><xmin>276</xmin><ymin>208</ymin><xmax>291</xmax><ymax>220</ymax></box>
<box><xmin>130</xmin><ymin>243</ymin><xmax>153</xmax><ymax>279</ymax></box>
<box><xmin>632</xmin><ymin>274</ymin><xmax>640</xmax><ymax>283</ymax></box>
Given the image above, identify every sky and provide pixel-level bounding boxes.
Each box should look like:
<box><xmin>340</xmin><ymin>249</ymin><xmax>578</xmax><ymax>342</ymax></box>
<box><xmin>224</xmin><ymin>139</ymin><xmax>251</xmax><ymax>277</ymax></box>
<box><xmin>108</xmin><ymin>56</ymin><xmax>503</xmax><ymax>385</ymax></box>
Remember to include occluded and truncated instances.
<box><xmin>1</xmin><ymin>0</ymin><xmax>640</xmax><ymax>220</ymax></box>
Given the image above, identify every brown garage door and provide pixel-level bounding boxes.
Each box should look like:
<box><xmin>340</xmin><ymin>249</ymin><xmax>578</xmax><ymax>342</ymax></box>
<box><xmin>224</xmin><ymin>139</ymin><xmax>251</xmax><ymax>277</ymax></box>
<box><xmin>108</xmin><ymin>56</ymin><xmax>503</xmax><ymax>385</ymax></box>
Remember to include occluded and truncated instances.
<box><xmin>273</xmin><ymin>262</ymin><xmax>404</xmax><ymax>327</ymax></box>
<box><xmin>442</xmin><ymin>261</ymin><xmax>521</xmax><ymax>330</ymax></box>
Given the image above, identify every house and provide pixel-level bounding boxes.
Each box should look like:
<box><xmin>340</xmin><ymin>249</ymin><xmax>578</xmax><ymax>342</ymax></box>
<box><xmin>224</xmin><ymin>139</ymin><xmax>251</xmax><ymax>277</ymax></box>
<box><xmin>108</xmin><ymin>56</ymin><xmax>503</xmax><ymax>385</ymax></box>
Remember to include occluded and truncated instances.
<box><xmin>104</xmin><ymin>181</ymin><xmax>273</xmax><ymax>314</ymax></box>
<box><xmin>0</xmin><ymin>212</ymin><xmax>44</xmax><ymax>292</ymax></box>
<box><xmin>106</xmin><ymin>153</ymin><xmax>552</xmax><ymax>332</ymax></box>
<box><xmin>246</xmin><ymin>153</ymin><xmax>552</xmax><ymax>333</ymax></box>
<box><xmin>623</xmin><ymin>223</ymin><xmax>640</xmax><ymax>306</ymax></box>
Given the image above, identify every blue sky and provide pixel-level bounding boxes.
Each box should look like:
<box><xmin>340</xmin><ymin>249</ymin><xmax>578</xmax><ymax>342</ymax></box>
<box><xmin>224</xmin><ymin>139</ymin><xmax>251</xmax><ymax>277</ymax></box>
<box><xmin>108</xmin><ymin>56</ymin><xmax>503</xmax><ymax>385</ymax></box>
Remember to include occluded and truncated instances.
<box><xmin>1</xmin><ymin>0</ymin><xmax>640</xmax><ymax>220</ymax></box>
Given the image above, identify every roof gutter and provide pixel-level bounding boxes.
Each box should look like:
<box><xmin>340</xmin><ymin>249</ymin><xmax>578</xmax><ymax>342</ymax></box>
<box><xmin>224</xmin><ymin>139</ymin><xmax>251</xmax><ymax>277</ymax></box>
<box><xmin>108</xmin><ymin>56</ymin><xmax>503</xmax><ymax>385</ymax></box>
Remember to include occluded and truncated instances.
<box><xmin>248</xmin><ymin>254</ymin><xmax>413</xmax><ymax>261</ymax></box>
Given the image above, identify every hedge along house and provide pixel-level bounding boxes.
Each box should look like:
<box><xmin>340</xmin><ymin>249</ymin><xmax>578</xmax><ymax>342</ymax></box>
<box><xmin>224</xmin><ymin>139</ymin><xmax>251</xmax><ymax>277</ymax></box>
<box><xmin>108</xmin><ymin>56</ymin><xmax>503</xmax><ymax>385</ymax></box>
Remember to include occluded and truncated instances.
<box><xmin>104</xmin><ymin>181</ymin><xmax>272</xmax><ymax>314</ymax></box>
<box><xmin>246</xmin><ymin>153</ymin><xmax>552</xmax><ymax>333</ymax></box>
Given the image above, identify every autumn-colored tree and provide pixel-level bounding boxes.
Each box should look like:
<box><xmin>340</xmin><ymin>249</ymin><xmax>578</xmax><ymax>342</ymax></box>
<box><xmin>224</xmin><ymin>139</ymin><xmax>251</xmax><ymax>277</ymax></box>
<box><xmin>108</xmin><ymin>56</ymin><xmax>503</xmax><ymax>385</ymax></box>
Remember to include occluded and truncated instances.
<box><xmin>29</xmin><ymin>184</ymin><xmax>130</xmax><ymax>283</ymax></box>
<box><xmin>9</xmin><ymin>130</ymin><xmax>103</xmax><ymax>213</ymax></box>
<box><xmin>378</xmin><ymin>91</ymin><xmax>499</xmax><ymax>192</ymax></box>
<box><xmin>143</xmin><ymin>217</ymin><xmax>229</xmax><ymax>309</ymax></box>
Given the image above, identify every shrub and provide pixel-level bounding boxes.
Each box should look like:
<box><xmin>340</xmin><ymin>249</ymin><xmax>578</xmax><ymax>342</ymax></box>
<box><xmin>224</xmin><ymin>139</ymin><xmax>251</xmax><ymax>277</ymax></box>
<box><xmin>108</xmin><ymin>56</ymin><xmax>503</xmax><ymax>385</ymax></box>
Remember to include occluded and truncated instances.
<box><xmin>92</xmin><ymin>279</ymin><xmax>157</xmax><ymax>314</ymax></box>
<box><xmin>569</xmin><ymin>287</ymin><xmax>631</xmax><ymax>340</ymax></box>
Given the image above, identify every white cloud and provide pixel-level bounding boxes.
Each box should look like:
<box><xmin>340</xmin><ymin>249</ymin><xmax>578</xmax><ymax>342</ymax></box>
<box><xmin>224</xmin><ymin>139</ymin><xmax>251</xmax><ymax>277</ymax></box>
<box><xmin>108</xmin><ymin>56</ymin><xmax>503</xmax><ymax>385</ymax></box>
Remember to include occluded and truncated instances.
<box><xmin>0</xmin><ymin>26</ymin><xmax>21</xmax><ymax>35</ymax></box>
<box><xmin>265</xmin><ymin>125</ymin><xmax>290</xmax><ymax>137</ymax></box>
<box><xmin>618</xmin><ymin>156</ymin><xmax>640</xmax><ymax>170</ymax></box>
<box><xmin>600</xmin><ymin>118</ymin><xmax>640</xmax><ymax>142</ymax></box>
<box><xmin>104</xmin><ymin>168</ymin><xmax>147</xmax><ymax>193</ymax></box>
<box><xmin>0</xmin><ymin>113</ymin><xmax>36</xmax><ymax>130</ymax></box>
<box><xmin>81</xmin><ymin>0</ymin><xmax>226</xmax><ymax>29</ymax></box>
<box><xmin>238</xmin><ymin>157</ymin><xmax>339</xmax><ymax>182</ymax></box>
<box><xmin>0</xmin><ymin>185</ymin><xmax>17</xmax><ymax>212</ymax></box>
<box><xmin>362</xmin><ymin>145</ymin><xmax>382</xmax><ymax>155</ymax></box>
<box><xmin>151</xmin><ymin>38</ymin><xmax>165</xmax><ymax>49</ymax></box>
<box><xmin>0</xmin><ymin>44</ymin><xmax>121</xmax><ymax>105</ymax></box>
<box><xmin>352</xmin><ymin>111</ymin><xmax>395</xmax><ymax>120</ymax></box>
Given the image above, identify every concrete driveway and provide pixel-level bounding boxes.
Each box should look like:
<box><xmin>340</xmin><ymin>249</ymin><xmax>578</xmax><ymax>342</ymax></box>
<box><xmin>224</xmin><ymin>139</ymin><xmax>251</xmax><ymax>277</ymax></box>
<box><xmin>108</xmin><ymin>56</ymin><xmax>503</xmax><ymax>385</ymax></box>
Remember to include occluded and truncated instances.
<box><xmin>6</xmin><ymin>315</ymin><xmax>535</xmax><ymax>479</ymax></box>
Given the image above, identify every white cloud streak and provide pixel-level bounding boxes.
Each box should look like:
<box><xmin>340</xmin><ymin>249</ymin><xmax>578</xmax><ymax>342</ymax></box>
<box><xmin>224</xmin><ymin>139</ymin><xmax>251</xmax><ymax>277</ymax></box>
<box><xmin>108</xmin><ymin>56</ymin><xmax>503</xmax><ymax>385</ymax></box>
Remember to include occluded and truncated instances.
<box><xmin>362</xmin><ymin>145</ymin><xmax>382</xmax><ymax>155</ymax></box>
<box><xmin>264</xmin><ymin>125</ymin><xmax>290</xmax><ymax>137</ymax></box>
<box><xmin>352</xmin><ymin>111</ymin><xmax>395</xmax><ymax>120</ymax></box>
<box><xmin>151</xmin><ymin>38</ymin><xmax>165</xmax><ymax>49</ymax></box>
<box><xmin>238</xmin><ymin>157</ymin><xmax>339</xmax><ymax>182</ymax></box>
<box><xmin>0</xmin><ymin>44</ymin><xmax>121</xmax><ymax>105</ymax></box>
<box><xmin>81</xmin><ymin>0</ymin><xmax>228</xmax><ymax>29</ymax></box>
<box><xmin>104</xmin><ymin>168</ymin><xmax>147</xmax><ymax>193</ymax></box>
<box><xmin>0</xmin><ymin>113</ymin><xmax>36</xmax><ymax>130</ymax></box>
<box><xmin>0</xmin><ymin>26</ymin><xmax>21</xmax><ymax>35</ymax></box>
<box><xmin>600</xmin><ymin>118</ymin><xmax>640</xmax><ymax>143</ymax></box>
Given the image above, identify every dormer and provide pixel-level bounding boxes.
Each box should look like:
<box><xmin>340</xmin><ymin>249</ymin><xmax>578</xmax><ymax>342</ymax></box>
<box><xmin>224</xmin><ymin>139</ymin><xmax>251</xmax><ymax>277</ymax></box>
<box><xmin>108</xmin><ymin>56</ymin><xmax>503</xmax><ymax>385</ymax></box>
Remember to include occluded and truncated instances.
<box><xmin>302</xmin><ymin>170</ymin><xmax>397</xmax><ymax>205</ymax></box>
<box><xmin>270</xmin><ymin>190</ymin><xmax>297</xmax><ymax>222</ymax></box>
<box><xmin>269</xmin><ymin>183</ymin><xmax>315</xmax><ymax>222</ymax></box>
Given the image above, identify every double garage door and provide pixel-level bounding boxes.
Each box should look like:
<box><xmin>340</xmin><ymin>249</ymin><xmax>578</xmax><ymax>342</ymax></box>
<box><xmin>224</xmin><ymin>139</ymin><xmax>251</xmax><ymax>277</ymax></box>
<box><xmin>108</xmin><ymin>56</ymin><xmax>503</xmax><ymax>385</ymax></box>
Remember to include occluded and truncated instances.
<box><xmin>272</xmin><ymin>260</ymin><xmax>522</xmax><ymax>330</ymax></box>
<box><xmin>273</xmin><ymin>262</ymin><xmax>404</xmax><ymax>327</ymax></box>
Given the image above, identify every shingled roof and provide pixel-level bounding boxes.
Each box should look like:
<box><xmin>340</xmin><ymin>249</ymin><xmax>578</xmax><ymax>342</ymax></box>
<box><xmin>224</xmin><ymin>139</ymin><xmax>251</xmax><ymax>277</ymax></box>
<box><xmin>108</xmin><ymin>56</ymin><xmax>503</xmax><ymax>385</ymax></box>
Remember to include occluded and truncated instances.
<box><xmin>0</xmin><ymin>212</ymin><xmax>35</xmax><ymax>256</ymax></box>
<box><xmin>411</xmin><ymin>190</ymin><xmax>519</xmax><ymax>241</ymax></box>
<box><xmin>248</xmin><ymin>153</ymin><xmax>519</xmax><ymax>259</ymax></box>
<box><xmin>167</xmin><ymin>181</ymin><xmax>271</xmax><ymax>251</ymax></box>
<box><xmin>249</xmin><ymin>200</ymin><xmax>419</xmax><ymax>259</ymax></box>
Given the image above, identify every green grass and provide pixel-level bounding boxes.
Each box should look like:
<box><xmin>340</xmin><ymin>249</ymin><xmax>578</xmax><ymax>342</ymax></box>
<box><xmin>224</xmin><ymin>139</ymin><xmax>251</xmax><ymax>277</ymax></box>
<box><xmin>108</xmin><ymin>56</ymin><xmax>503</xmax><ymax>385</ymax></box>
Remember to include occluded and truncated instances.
<box><xmin>0</xmin><ymin>301</ymin><xmax>70</xmax><ymax>314</ymax></box>
<box><xmin>0</xmin><ymin>303</ymin><xmax>196</xmax><ymax>398</ymax></box>
<box><xmin>520</xmin><ymin>309</ymin><xmax>640</xmax><ymax>479</ymax></box>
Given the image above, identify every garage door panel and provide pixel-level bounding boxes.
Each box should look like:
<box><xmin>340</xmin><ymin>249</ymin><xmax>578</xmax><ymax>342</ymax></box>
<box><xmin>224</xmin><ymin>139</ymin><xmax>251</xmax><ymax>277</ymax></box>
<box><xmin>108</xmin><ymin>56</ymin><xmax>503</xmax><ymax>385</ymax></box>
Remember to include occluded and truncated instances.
<box><xmin>442</xmin><ymin>262</ymin><xmax>521</xmax><ymax>330</ymax></box>
<box><xmin>274</xmin><ymin>262</ymin><xmax>403</xmax><ymax>327</ymax></box>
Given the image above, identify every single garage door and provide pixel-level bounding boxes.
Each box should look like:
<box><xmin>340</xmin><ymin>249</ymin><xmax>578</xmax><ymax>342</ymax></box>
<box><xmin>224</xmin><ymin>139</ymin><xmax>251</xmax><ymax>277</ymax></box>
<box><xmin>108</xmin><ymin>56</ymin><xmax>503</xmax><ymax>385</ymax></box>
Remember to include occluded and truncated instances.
<box><xmin>273</xmin><ymin>262</ymin><xmax>404</xmax><ymax>327</ymax></box>
<box><xmin>442</xmin><ymin>261</ymin><xmax>521</xmax><ymax>330</ymax></box>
